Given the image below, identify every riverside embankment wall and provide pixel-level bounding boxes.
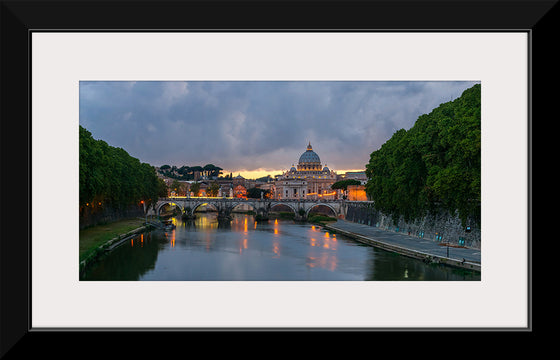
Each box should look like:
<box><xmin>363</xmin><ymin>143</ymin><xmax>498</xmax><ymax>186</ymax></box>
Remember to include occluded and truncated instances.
<box><xmin>345</xmin><ymin>202</ymin><xmax>480</xmax><ymax>249</ymax></box>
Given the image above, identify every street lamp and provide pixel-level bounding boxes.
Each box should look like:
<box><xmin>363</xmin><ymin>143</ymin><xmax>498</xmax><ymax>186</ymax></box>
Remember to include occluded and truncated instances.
<box><xmin>141</xmin><ymin>200</ymin><xmax>147</xmax><ymax>224</ymax></box>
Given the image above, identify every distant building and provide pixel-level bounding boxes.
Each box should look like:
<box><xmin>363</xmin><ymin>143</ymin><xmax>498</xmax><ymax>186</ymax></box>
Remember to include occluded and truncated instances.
<box><xmin>275</xmin><ymin>143</ymin><xmax>338</xmax><ymax>200</ymax></box>
<box><xmin>219</xmin><ymin>184</ymin><xmax>233</xmax><ymax>198</ymax></box>
<box><xmin>233</xmin><ymin>174</ymin><xmax>245</xmax><ymax>187</ymax></box>
<box><xmin>344</xmin><ymin>171</ymin><xmax>368</xmax><ymax>185</ymax></box>
<box><xmin>259</xmin><ymin>182</ymin><xmax>275</xmax><ymax>195</ymax></box>
<box><xmin>347</xmin><ymin>185</ymin><xmax>368</xmax><ymax>201</ymax></box>
<box><xmin>234</xmin><ymin>185</ymin><xmax>247</xmax><ymax>198</ymax></box>
<box><xmin>198</xmin><ymin>182</ymin><xmax>208</xmax><ymax>197</ymax></box>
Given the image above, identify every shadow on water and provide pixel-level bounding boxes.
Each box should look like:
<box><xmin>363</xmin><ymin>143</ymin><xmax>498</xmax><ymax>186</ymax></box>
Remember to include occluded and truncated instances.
<box><xmin>80</xmin><ymin>232</ymin><xmax>165</xmax><ymax>281</ymax></box>
<box><xmin>364</xmin><ymin>248</ymin><xmax>480</xmax><ymax>281</ymax></box>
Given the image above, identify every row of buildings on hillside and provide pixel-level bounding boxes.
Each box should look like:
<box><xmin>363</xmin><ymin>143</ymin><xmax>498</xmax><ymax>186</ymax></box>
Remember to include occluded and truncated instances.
<box><xmin>158</xmin><ymin>143</ymin><xmax>369</xmax><ymax>201</ymax></box>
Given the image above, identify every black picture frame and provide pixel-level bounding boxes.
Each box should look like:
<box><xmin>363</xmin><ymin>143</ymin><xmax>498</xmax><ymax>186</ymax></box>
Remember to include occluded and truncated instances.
<box><xmin>1</xmin><ymin>0</ymin><xmax>550</xmax><ymax>356</ymax></box>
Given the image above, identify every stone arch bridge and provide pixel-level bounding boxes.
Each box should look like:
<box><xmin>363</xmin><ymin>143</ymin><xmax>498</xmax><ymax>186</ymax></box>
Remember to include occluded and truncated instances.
<box><xmin>153</xmin><ymin>197</ymin><xmax>363</xmax><ymax>220</ymax></box>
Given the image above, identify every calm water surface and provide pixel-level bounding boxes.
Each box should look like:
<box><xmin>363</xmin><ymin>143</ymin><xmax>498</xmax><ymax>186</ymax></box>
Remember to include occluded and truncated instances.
<box><xmin>81</xmin><ymin>213</ymin><xmax>480</xmax><ymax>281</ymax></box>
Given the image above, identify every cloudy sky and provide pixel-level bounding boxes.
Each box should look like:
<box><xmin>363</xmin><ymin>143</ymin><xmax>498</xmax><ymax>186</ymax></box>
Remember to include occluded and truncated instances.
<box><xmin>79</xmin><ymin>81</ymin><xmax>479</xmax><ymax>179</ymax></box>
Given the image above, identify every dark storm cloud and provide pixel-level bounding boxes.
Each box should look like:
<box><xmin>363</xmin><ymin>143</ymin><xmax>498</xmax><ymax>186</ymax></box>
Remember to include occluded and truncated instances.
<box><xmin>79</xmin><ymin>80</ymin><xmax>479</xmax><ymax>172</ymax></box>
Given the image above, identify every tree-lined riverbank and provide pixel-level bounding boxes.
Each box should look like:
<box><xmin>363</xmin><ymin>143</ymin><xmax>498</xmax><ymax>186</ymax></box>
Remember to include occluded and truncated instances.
<box><xmin>80</xmin><ymin>126</ymin><xmax>167</xmax><ymax>228</ymax></box>
<box><xmin>365</xmin><ymin>84</ymin><xmax>480</xmax><ymax>227</ymax></box>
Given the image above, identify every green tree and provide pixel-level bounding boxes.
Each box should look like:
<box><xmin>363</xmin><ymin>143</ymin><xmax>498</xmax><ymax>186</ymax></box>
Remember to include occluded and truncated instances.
<box><xmin>202</xmin><ymin>164</ymin><xmax>223</xmax><ymax>178</ymax></box>
<box><xmin>365</xmin><ymin>84</ymin><xmax>481</xmax><ymax>225</ymax></box>
<box><xmin>170</xmin><ymin>179</ymin><xmax>188</xmax><ymax>196</ymax></box>
<box><xmin>207</xmin><ymin>182</ymin><xmax>220</xmax><ymax>197</ymax></box>
<box><xmin>190</xmin><ymin>166</ymin><xmax>203</xmax><ymax>177</ymax></box>
<box><xmin>202</xmin><ymin>164</ymin><xmax>214</xmax><ymax>178</ymax></box>
<box><xmin>211</xmin><ymin>166</ymin><xmax>223</xmax><ymax>178</ymax></box>
<box><xmin>157</xmin><ymin>178</ymin><xmax>168</xmax><ymax>198</ymax></box>
<box><xmin>246</xmin><ymin>187</ymin><xmax>271</xmax><ymax>199</ymax></box>
<box><xmin>331</xmin><ymin>179</ymin><xmax>361</xmax><ymax>191</ymax></box>
<box><xmin>79</xmin><ymin>125</ymin><xmax>165</xmax><ymax>215</ymax></box>
<box><xmin>177</xmin><ymin>165</ymin><xmax>190</xmax><ymax>175</ymax></box>
<box><xmin>190</xmin><ymin>182</ymin><xmax>201</xmax><ymax>197</ymax></box>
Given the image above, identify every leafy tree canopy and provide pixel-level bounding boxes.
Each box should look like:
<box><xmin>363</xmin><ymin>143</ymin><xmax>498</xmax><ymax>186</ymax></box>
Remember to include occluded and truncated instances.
<box><xmin>246</xmin><ymin>187</ymin><xmax>271</xmax><ymax>199</ymax></box>
<box><xmin>80</xmin><ymin>126</ymin><xmax>166</xmax><ymax>211</ymax></box>
<box><xmin>157</xmin><ymin>163</ymin><xmax>223</xmax><ymax>180</ymax></box>
<box><xmin>365</xmin><ymin>84</ymin><xmax>481</xmax><ymax>226</ymax></box>
<box><xmin>331</xmin><ymin>179</ymin><xmax>362</xmax><ymax>190</ymax></box>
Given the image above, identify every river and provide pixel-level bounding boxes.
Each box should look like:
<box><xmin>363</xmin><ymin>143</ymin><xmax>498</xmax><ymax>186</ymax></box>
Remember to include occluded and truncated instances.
<box><xmin>80</xmin><ymin>213</ymin><xmax>480</xmax><ymax>281</ymax></box>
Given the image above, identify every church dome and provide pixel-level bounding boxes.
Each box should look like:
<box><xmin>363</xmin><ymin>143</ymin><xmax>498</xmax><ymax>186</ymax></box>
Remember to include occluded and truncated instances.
<box><xmin>298</xmin><ymin>142</ymin><xmax>321</xmax><ymax>164</ymax></box>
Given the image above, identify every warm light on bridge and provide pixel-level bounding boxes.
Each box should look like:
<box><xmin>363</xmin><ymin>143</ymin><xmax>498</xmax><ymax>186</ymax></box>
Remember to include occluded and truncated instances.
<box><xmin>169</xmin><ymin>196</ymin><xmax>236</xmax><ymax>199</ymax></box>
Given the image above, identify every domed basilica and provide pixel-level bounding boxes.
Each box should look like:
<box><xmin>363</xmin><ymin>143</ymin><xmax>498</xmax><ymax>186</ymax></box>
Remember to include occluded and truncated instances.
<box><xmin>276</xmin><ymin>143</ymin><xmax>338</xmax><ymax>199</ymax></box>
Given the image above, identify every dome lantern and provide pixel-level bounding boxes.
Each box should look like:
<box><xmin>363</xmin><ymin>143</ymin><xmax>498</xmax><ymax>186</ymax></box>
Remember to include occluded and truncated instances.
<box><xmin>297</xmin><ymin>142</ymin><xmax>322</xmax><ymax>171</ymax></box>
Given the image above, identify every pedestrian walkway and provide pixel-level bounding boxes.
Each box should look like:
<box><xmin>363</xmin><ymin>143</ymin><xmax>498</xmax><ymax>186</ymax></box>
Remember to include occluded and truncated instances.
<box><xmin>323</xmin><ymin>220</ymin><xmax>481</xmax><ymax>272</ymax></box>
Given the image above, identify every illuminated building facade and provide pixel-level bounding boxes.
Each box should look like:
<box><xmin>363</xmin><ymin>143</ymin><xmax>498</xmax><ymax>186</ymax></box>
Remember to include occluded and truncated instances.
<box><xmin>234</xmin><ymin>185</ymin><xmax>247</xmax><ymax>198</ymax></box>
<box><xmin>347</xmin><ymin>185</ymin><xmax>368</xmax><ymax>201</ymax></box>
<box><xmin>275</xmin><ymin>143</ymin><xmax>338</xmax><ymax>199</ymax></box>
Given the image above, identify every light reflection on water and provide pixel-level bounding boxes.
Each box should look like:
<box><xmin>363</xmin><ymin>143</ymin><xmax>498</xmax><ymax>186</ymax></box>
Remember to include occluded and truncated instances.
<box><xmin>81</xmin><ymin>213</ymin><xmax>480</xmax><ymax>281</ymax></box>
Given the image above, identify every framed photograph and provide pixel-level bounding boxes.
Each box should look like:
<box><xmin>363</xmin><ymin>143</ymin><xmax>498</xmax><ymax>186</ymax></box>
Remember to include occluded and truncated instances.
<box><xmin>1</xmin><ymin>0</ymin><xmax>548</xmax><ymax>353</ymax></box>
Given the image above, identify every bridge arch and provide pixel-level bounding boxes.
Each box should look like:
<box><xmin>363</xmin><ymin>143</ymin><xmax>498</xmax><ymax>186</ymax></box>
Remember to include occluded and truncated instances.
<box><xmin>306</xmin><ymin>203</ymin><xmax>337</xmax><ymax>218</ymax></box>
<box><xmin>156</xmin><ymin>201</ymin><xmax>184</xmax><ymax>216</ymax></box>
<box><xmin>270</xmin><ymin>202</ymin><xmax>297</xmax><ymax>215</ymax></box>
<box><xmin>192</xmin><ymin>202</ymin><xmax>219</xmax><ymax>213</ymax></box>
<box><xmin>231</xmin><ymin>202</ymin><xmax>256</xmax><ymax>213</ymax></box>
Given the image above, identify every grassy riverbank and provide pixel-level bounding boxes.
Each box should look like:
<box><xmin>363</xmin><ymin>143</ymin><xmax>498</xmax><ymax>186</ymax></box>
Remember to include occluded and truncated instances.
<box><xmin>79</xmin><ymin>217</ymin><xmax>146</xmax><ymax>262</ymax></box>
<box><xmin>307</xmin><ymin>214</ymin><xmax>337</xmax><ymax>225</ymax></box>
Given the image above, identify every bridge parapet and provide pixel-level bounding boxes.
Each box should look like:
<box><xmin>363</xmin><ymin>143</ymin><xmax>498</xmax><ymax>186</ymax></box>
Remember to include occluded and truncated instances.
<box><xmin>155</xmin><ymin>197</ymin><xmax>372</xmax><ymax>219</ymax></box>
<box><xmin>161</xmin><ymin>197</ymin><xmax>348</xmax><ymax>202</ymax></box>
